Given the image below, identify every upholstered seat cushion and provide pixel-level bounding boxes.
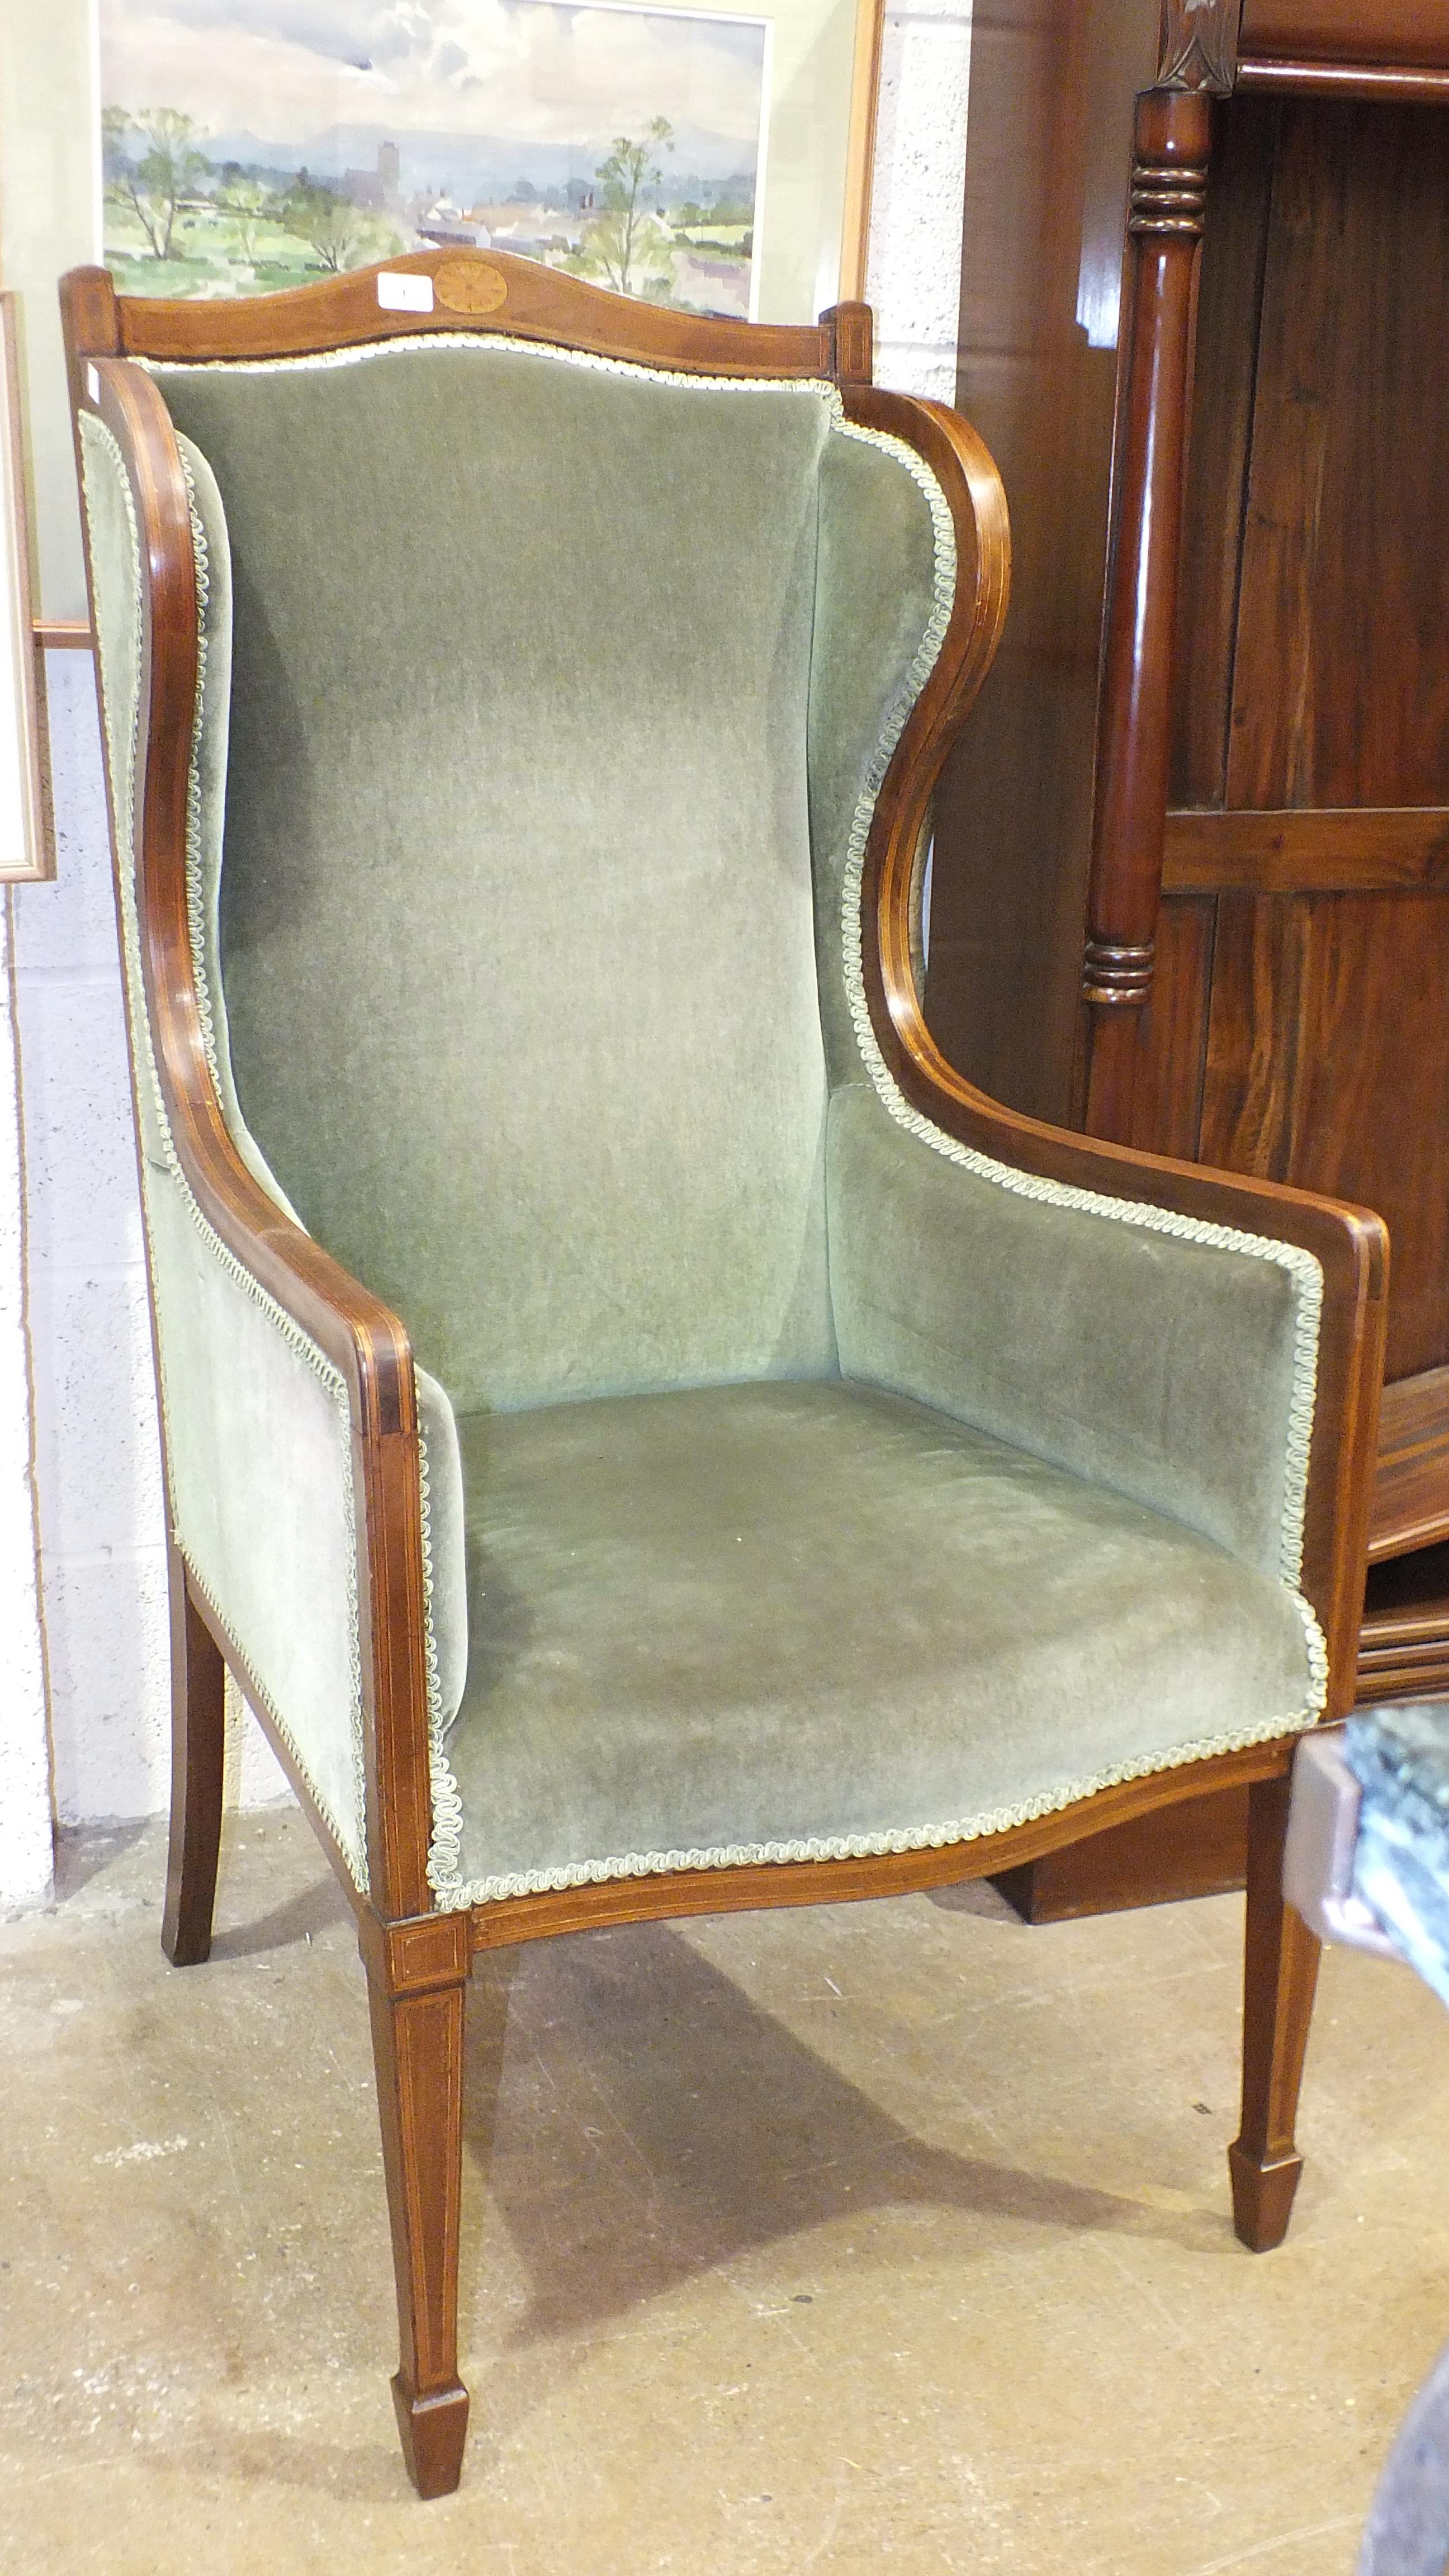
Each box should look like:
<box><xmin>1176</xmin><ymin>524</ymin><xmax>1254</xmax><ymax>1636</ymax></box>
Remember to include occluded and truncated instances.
<box><xmin>438</xmin><ymin>1380</ymin><xmax>1318</xmax><ymax>1903</ymax></box>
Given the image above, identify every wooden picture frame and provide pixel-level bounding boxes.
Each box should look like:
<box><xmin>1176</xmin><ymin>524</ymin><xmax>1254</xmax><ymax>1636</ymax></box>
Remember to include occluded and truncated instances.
<box><xmin>0</xmin><ymin>295</ymin><xmax>53</xmax><ymax>886</ymax></box>
<box><xmin>0</xmin><ymin>0</ymin><xmax>886</xmax><ymax>652</ymax></box>
<box><xmin>95</xmin><ymin>0</ymin><xmax>887</xmax><ymax>331</ymax></box>
<box><xmin>840</xmin><ymin>0</ymin><xmax>886</xmax><ymax>300</ymax></box>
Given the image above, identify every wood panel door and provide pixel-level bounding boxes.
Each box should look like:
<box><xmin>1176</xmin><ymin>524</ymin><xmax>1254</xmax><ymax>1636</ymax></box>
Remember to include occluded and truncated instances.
<box><xmin>926</xmin><ymin>28</ymin><xmax>1449</xmax><ymax>1664</ymax></box>
<box><xmin>926</xmin><ymin>0</ymin><xmax>1162</xmax><ymax>1127</ymax></box>
<box><xmin>1156</xmin><ymin>91</ymin><xmax>1449</xmax><ymax>1562</ymax></box>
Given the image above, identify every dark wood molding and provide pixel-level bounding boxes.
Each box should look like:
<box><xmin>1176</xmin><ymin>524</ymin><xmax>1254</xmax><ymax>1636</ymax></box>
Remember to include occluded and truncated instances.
<box><xmin>1081</xmin><ymin>88</ymin><xmax>1214</xmax><ymax>1144</ymax></box>
<box><xmin>1159</xmin><ymin>0</ymin><xmax>1246</xmax><ymax>94</ymax></box>
<box><xmin>1358</xmin><ymin>1634</ymin><xmax>1449</xmax><ymax>1697</ymax></box>
<box><xmin>992</xmin><ymin>1782</ymin><xmax>1250</xmax><ymax>1923</ymax></box>
<box><xmin>1164</xmin><ymin>805</ymin><xmax>1449</xmax><ymax>892</ymax></box>
<box><xmin>1239</xmin><ymin>0</ymin><xmax>1449</xmax><ymax>74</ymax></box>
<box><xmin>1239</xmin><ymin>55</ymin><xmax>1449</xmax><ymax>97</ymax></box>
<box><xmin>1360</xmin><ymin>1541</ymin><xmax>1449</xmax><ymax>1700</ymax></box>
<box><xmin>1369</xmin><ymin>1366</ymin><xmax>1449</xmax><ymax>1561</ymax></box>
<box><xmin>1083</xmin><ymin>937</ymin><xmax>1157</xmax><ymax>1005</ymax></box>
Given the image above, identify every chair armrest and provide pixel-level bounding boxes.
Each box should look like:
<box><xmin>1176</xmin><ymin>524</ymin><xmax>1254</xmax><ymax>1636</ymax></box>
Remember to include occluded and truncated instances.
<box><xmin>828</xmin><ymin>1049</ymin><xmax>1384</xmax><ymax>1712</ymax></box>
<box><xmin>143</xmin><ymin>1151</ymin><xmax>372</xmax><ymax>1884</ymax></box>
<box><xmin>832</xmin><ymin>386</ymin><xmax>1388</xmax><ymax>1714</ymax></box>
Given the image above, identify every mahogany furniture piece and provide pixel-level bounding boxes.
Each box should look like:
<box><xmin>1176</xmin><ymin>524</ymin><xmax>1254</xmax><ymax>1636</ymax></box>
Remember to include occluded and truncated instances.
<box><xmin>931</xmin><ymin>0</ymin><xmax>1449</xmax><ymax>1760</ymax></box>
<box><xmin>63</xmin><ymin>246</ymin><xmax>1385</xmax><ymax>2497</ymax></box>
<box><xmin>992</xmin><ymin>1779</ymin><xmax>1251</xmax><ymax>1921</ymax></box>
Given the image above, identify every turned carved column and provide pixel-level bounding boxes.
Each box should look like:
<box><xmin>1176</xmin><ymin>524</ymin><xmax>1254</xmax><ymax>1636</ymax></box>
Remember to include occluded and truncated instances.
<box><xmin>1081</xmin><ymin>2</ymin><xmax>1243</xmax><ymax>1143</ymax></box>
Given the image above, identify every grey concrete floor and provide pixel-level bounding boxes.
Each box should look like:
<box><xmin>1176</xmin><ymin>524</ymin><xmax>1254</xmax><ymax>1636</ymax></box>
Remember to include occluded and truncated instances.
<box><xmin>1</xmin><ymin>1810</ymin><xmax>1447</xmax><ymax>2575</ymax></box>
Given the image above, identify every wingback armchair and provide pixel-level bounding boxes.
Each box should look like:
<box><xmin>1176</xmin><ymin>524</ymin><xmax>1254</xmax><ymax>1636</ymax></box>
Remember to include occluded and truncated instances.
<box><xmin>62</xmin><ymin>252</ymin><xmax>1386</xmax><ymax>2499</ymax></box>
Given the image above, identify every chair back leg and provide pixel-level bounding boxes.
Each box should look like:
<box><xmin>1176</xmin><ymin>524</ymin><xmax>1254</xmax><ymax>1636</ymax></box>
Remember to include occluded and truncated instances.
<box><xmin>161</xmin><ymin>1546</ymin><xmax>226</xmax><ymax>1967</ymax></box>
<box><xmin>1229</xmin><ymin>1767</ymin><xmax>1324</xmax><ymax>2251</ymax></box>
<box><xmin>365</xmin><ymin>1945</ymin><xmax>471</xmax><ymax>2497</ymax></box>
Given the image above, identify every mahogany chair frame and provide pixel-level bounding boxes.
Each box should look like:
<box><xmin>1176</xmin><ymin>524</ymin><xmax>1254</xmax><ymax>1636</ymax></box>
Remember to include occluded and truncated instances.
<box><xmin>61</xmin><ymin>248</ymin><xmax>1388</xmax><ymax>2499</ymax></box>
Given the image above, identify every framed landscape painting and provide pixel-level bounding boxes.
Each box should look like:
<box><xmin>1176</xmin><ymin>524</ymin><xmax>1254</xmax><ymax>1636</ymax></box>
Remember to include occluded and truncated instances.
<box><xmin>0</xmin><ymin>0</ymin><xmax>878</xmax><ymax>632</ymax></box>
<box><xmin>98</xmin><ymin>0</ymin><xmax>874</xmax><ymax>328</ymax></box>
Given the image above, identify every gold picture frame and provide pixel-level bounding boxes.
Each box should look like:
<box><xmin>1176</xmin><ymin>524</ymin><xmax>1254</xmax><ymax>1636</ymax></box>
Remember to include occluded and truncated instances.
<box><xmin>840</xmin><ymin>0</ymin><xmax>884</xmax><ymax>300</ymax></box>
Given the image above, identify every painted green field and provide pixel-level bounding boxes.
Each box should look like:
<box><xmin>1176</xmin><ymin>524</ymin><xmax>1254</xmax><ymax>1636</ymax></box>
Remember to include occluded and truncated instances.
<box><xmin>105</xmin><ymin>197</ymin><xmax>751</xmax><ymax>315</ymax></box>
<box><xmin>105</xmin><ymin>200</ymin><xmax>395</xmax><ymax>300</ymax></box>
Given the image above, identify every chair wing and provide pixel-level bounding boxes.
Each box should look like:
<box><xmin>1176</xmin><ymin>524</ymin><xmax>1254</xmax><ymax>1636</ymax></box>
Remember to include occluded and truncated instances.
<box><xmin>808</xmin><ymin>391</ymin><xmax>1321</xmax><ymax>1593</ymax></box>
<box><xmin>80</xmin><ymin>410</ymin><xmax>372</xmax><ymax>1881</ymax></box>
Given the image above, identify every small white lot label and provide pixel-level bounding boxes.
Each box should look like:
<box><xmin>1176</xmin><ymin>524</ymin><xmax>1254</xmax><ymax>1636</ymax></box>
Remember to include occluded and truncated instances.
<box><xmin>377</xmin><ymin>272</ymin><xmax>435</xmax><ymax>314</ymax></box>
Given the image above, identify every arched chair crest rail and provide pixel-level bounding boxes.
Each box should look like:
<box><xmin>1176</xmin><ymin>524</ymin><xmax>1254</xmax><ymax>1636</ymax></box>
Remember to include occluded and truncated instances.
<box><xmin>60</xmin><ymin>249</ymin><xmax>1387</xmax><ymax>2499</ymax></box>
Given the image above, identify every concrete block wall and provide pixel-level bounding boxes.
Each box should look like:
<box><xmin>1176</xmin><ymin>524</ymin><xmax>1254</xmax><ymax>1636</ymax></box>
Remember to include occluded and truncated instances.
<box><xmin>15</xmin><ymin>653</ymin><xmax>169</xmax><ymax>1823</ymax></box>
<box><xmin>870</xmin><ymin>0</ymin><xmax>973</xmax><ymax>401</ymax></box>
<box><xmin>0</xmin><ymin>890</ymin><xmax>51</xmax><ymax>1908</ymax></box>
<box><xmin>11</xmin><ymin>653</ymin><xmax>289</xmax><ymax>1840</ymax></box>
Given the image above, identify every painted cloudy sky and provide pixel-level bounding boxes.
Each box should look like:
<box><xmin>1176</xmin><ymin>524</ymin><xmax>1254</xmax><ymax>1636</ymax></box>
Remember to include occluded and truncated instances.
<box><xmin>101</xmin><ymin>0</ymin><xmax>767</xmax><ymax>186</ymax></box>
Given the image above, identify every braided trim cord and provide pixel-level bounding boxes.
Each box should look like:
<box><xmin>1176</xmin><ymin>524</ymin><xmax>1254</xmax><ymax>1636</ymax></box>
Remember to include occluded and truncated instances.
<box><xmin>430</xmin><ymin>1660</ymin><xmax>1325</xmax><ymax>1909</ymax></box>
<box><xmin>173</xmin><ymin>441</ymin><xmax>223</xmax><ymax>1095</ymax></box>
<box><xmin>143</xmin><ymin>328</ymin><xmax>846</xmax><ymax>415</ymax></box>
<box><xmin>418</xmin><ymin>1423</ymin><xmax>465</xmax><ymax>1899</ymax></box>
<box><xmin>80</xmin><ymin>411</ymin><xmax>371</xmax><ymax>1890</ymax></box>
<box><xmin>171</xmin><ymin>440</ymin><xmax>228</xmax><ymax>1097</ymax></box>
<box><xmin>828</xmin><ymin>414</ymin><xmax>960</xmax><ymax>808</ymax></box>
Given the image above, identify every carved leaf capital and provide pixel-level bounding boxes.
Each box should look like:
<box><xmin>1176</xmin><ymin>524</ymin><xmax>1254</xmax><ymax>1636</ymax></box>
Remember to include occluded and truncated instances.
<box><xmin>1158</xmin><ymin>0</ymin><xmax>1243</xmax><ymax>94</ymax></box>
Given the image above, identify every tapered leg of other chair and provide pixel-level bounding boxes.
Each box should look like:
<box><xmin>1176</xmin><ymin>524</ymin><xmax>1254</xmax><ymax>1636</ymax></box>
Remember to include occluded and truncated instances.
<box><xmin>366</xmin><ymin>1954</ymin><xmax>471</xmax><ymax>2497</ymax></box>
<box><xmin>1229</xmin><ymin>1766</ymin><xmax>1322</xmax><ymax>2251</ymax></box>
<box><xmin>161</xmin><ymin>1547</ymin><xmax>226</xmax><ymax>1967</ymax></box>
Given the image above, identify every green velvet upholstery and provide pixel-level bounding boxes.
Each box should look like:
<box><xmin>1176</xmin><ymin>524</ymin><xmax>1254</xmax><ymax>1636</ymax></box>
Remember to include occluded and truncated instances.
<box><xmin>80</xmin><ymin>336</ymin><xmax>1330</xmax><ymax>1907</ymax></box>
<box><xmin>182</xmin><ymin>431</ymin><xmax>479</xmax><ymax>1729</ymax></box>
<box><xmin>80</xmin><ymin>414</ymin><xmax>370</xmax><ymax>1881</ymax></box>
<box><xmin>436</xmin><ymin>1382</ymin><xmax>1318</xmax><ymax>1903</ymax></box>
<box><xmin>826</xmin><ymin>1082</ymin><xmax>1310</xmax><ymax>1582</ymax></box>
<box><xmin>143</xmin><ymin>1163</ymin><xmax>368</xmax><ymax>1879</ymax></box>
<box><xmin>155</xmin><ymin>346</ymin><xmax>839</xmax><ymax>1415</ymax></box>
<box><xmin>808</xmin><ymin>422</ymin><xmax>946</xmax><ymax>1084</ymax></box>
